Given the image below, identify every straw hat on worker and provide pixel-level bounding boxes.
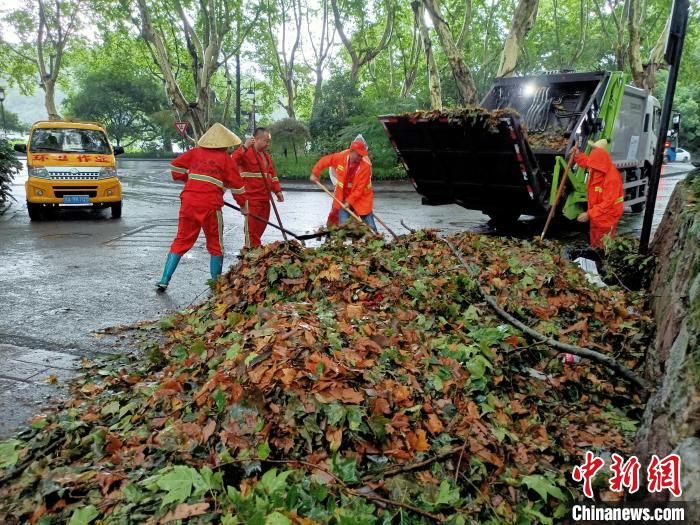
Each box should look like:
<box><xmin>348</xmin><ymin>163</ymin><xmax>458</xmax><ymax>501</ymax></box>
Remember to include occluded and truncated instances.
<box><xmin>197</xmin><ymin>122</ymin><xmax>242</xmax><ymax>149</ymax></box>
<box><xmin>587</xmin><ymin>138</ymin><xmax>609</xmax><ymax>151</ymax></box>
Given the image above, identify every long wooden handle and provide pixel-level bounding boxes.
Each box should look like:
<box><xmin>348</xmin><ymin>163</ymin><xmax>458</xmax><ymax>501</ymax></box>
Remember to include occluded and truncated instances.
<box><xmin>313</xmin><ymin>179</ymin><xmax>363</xmax><ymax>222</ymax></box>
<box><xmin>541</xmin><ymin>149</ymin><xmax>578</xmax><ymax>240</ymax></box>
<box><xmin>373</xmin><ymin>212</ymin><xmax>399</xmax><ymax>240</ymax></box>
<box><xmin>254</xmin><ymin>150</ymin><xmax>288</xmax><ymax>241</ymax></box>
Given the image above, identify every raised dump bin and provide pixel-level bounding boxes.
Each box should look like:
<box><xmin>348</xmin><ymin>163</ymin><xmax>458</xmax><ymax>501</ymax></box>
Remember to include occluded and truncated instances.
<box><xmin>380</xmin><ymin>71</ymin><xmax>653</xmax><ymax>223</ymax></box>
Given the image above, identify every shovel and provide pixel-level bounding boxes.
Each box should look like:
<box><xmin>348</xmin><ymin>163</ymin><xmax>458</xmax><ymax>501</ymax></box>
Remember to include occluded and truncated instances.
<box><xmin>223</xmin><ymin>201</ymin><xmax>330</xmax><ymax>241</ymax></box>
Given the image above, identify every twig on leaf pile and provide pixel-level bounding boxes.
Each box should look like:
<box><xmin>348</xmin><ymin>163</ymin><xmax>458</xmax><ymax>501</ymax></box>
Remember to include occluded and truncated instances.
<box><xmin>400</xmin><ymin>219</ymin><xmax>417</xmax><ymax>233</ymax></box>
<box><xmin>442</xmin><ymin>238</ymin><xmax>652</xmax><ymax>392</ymax></box>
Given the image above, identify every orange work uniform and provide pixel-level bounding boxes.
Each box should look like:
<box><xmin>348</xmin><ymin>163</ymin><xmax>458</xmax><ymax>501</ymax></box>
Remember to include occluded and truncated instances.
<box><xmin>169</xmin><ymin>147</ymin><xmax>245</xmax><ymax>256</ymax></box>
<box><xmin>574</xmin><ymin>148</ymin><xmax>624</xmax><ymax>248</ymax></box>
<box><xmin>311</xmin><ymin>149</ymin><xmax>374</xmax><ymax>216</ymax></box>
<box><xmin>231</xmin><ymin>146</ymin><xmax>282</xmax><ymax>248</ymax></box>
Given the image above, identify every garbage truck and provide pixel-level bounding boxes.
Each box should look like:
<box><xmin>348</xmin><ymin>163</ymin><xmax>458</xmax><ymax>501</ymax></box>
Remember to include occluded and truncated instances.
<box><xmin>379</xmin><ymin>71</ymin><xmax>661</xmax><ymax>224</ymax></box>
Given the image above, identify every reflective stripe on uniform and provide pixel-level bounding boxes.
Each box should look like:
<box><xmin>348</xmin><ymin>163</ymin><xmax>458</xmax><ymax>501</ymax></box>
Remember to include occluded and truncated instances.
<box><xmin>170</xmin><ymin>165</ymin><xmax>188</xmax><ymax>174</ymax></box>
<box><xmin>337</xmin><ymin>182</ymin><xmax>344</xmax><ymax>188</ymax></box>
<box><xmin>615</xmin><ymin>196</ymin><xmax>624</xmax><ymax>204</ymax></box>
<box><xmin>217</xmin><ymin>209</ymin><xmax>224</xmax><ymax>254</ymax></box>
<box><xmin>241</xmin><ymin>172</ymin><xmax>264</xmax><ymax>178</ymax></box>
<box><xmin>189</xmin><ymin>173</ymin><xmax>224</xmax><ymax>188</ymax></box>
<box><xmin>594</xmin><ymin>186</ymin><xmax>603</xmax><ymax>193</ymax></box>
<box><xmin>271</xmin><ymin>177</ymin><xmax>279</xmax><ymax>182</ymax></box>
<box><xmin>231</xmin><ymin>186</ymin><xmax>245</xmax><ymax>195</ymax></box>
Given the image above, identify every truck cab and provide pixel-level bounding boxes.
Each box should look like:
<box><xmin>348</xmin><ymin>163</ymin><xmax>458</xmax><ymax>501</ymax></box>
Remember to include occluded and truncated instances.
<box><xmin>14</xmin><ymin>120</ymin><xmax>125</xmax><ymax>220</ymax></box>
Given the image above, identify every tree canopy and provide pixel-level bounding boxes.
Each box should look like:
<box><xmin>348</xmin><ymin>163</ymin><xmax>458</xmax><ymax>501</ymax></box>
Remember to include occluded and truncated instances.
<box><xmin>0</xmin><ymin>0</ymin><xmax>697</xmax><ymax>153</ymax></box>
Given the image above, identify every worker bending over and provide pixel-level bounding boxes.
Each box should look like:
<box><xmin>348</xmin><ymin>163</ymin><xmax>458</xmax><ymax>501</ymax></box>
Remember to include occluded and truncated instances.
<box><xmin>310</xmin><ymin>137</ymin><xmax>377</xmax><ymax>230</ymax></box>
<box><xmin>156</xmin><ymin>123</ymin><xmax>246</xmax><ymax>291</ymax></box>
<box><xmin>573</xmin><ymin>139</ymin><xmax>624</xmax><ymax>248</ymax></box>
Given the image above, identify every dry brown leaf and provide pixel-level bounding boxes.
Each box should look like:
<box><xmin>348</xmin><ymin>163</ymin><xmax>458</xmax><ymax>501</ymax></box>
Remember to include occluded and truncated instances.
<box><xmin>159</xmin><ymin>502</ymin><xmax>209</xmax><ymax>523</ymax></box>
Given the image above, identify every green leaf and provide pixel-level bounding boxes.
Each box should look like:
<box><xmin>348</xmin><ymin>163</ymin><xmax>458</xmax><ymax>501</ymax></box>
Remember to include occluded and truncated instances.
<box><xmin>267</xmin><ymin>267</ymin><xmax>279</xmax><ymax>284</ymax></box>
<box><xmin>0</xmin><ymin>440</ymin><xmax>21</xmax><ymax>469</ymax></box>
<box><xmin>101</xmin><ymin>400</ymin><xmax>120</xmax><ymax>416</ymax></box>
<box><xmin>257</xmin><ymin>441</ymin><xmax>271</xmax><ymax>460</ymax></box>
<box><xmin>346</xmin><ymin>405</ymin><xmax>363</xmax><ymax>431</ymax></box>
<box><xmin>171</xmin><ymin>345</ymin><xmax>188</xmax><ymax>362</ymax></box>
<box><xmin>68</xmin><ymin>505</ymin><xmax>99</xmax><ymax>525</ymax></box>
<box><xmin>325</xmin><ymin>403</ymin><xmax>346</xmax><ymax>427</ymax></box>
<box><xmin>190</xmin><ymin>340</ymin><xmax>207</xmax><ymax>357</ymax></box>
<box><xmin>260</xmin><ymin>468</ymin><xmax>293</xmax><ymax>495</ymax></box>
<box><xmin>435</xmin><ymin>480</ymin><xmax>461</xmax><ymax>507</ymax></box>
<box><xmin>213</xmin><ymin>389</ymin><xmax>227</xmax><ymax>413</ymax></box>
<box><xmin>156</xmin><ymin>465</ymin><xmax>206</xmax><ymax>508</ymax></box>
<box><xmin>332</xmin><ymin>454</ymin><xmax>359</xmax><ymax>483</ymax></box>
<box><xmin>226</xmin><ymin>343</ymin><xmax>242</xmax><ymax>360</ymax></box>
<box><xmin>265</xmin><ymin>511</ymin><xmax>292</xmax><ymax>525</ymax></box>
<box><xmin>521</xmin><ymin>474</ymin><xmax>567</xmax><ymax>503</ymax></box>
<box><xmin>466</xmin><ymin>355</ymin><xmax>491</xmax><ymax>380</ymax></box>
<box><xmin>159</xmin><ymin>317</ymin><xmax>176</xmax><ymax>330</ymax></box>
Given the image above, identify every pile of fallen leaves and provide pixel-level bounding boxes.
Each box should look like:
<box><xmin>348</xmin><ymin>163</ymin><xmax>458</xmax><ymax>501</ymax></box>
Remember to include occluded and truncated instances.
<box><xmin>0</xmin><ymin>228</ymin><xmax>653</xmax><ymax>524</ymax></box>
<box><xmin>525</xmin><ymin>131</ymin><xmax>569</xmax><ymax>152</ymax></box>
<box><xmin>400</xmin><ymin>108</ymin><xmax>521</xmax><ymax>133</ymax></box>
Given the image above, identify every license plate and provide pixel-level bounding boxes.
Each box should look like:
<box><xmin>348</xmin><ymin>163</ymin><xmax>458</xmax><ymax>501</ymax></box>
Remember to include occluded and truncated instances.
<box><xmin>63</xmin><ymin>195</ymin><xmax>90</xmax><ymax>204</ymax></box>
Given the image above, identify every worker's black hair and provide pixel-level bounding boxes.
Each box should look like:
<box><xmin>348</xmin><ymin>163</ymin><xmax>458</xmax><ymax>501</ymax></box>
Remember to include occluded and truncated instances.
<box><xmin>253</xmin><ymin>127</ymin><xmax>270</xmax><ymax>137</ymax></box>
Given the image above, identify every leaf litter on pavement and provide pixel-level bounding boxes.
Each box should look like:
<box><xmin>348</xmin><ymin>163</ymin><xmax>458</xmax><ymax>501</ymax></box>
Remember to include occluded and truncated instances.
<box><xmin>0</xmin><ymin>225</ymin><xmax>653</xmax><ymax>524</ymax></box>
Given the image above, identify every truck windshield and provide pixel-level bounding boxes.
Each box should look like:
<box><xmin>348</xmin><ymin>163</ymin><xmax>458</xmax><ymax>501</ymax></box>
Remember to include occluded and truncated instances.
<box><xmin>30</xmin><ymin>128</ymin><xmax>111</xmax><ymax>154</ymax></box>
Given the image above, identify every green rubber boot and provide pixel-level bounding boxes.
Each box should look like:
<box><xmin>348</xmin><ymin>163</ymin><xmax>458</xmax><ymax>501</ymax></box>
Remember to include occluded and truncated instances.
<box><xmin>156</xmin><ymin>253</ymin><xmax>181</xmax><ymax>291</ymax></box>
<box><xmin>210</xmin><ymin>255</ymin><xmax>224</xmax><ymax>280</ymax></box>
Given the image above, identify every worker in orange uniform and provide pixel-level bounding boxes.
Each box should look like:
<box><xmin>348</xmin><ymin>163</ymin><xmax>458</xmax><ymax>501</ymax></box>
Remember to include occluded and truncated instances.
<box><xmin>231</xmin><ymin>127</ymin><xmax>284</xmax><ymax>248</ymax></box>
<box><xmin>309</xmin><ymin>137</ymin><xmax>377</xmax><ymax>231</ymax></box>
<box><xmin>156</xmin><ymin>123</ymin><xmax>246</xmax><ymax>291</ymax></box>
<box><xmin>573</xmin><ymin>138</ymin><xmax>624</xmax><ymax>248</ymax></box>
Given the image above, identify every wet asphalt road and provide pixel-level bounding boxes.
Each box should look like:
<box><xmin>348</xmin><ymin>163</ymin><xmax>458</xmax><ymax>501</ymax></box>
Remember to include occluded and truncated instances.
<box><xmin>0</xmin><ymin>158</ymin><xmax>693</xmax><ymax>437</ymax></box>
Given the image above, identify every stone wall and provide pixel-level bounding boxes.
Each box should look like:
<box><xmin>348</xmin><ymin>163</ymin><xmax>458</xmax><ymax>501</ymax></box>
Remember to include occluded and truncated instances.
<box><xmin>635</xmin><ymin>172</ymin><xmax>700</xmax><ymax>511</ymax></box>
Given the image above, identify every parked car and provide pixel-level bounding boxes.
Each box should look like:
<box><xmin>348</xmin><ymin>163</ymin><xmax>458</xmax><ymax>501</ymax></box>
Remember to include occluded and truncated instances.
<box><xmin>675</xmin><ymin>148</ymin><xmax>692</xmax><ymax>163</ymax></box>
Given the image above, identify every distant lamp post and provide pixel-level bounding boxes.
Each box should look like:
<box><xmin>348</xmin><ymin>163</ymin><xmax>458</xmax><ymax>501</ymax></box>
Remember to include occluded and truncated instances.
<box><xmin>247</xmin><ymin>81</ymin><xmax>256</xmax><ymax>132</ymax></box>
<box><xmin>0</xmin><ymin>87</ymin><xmax>6</xmax><ymax>138</ymax></box>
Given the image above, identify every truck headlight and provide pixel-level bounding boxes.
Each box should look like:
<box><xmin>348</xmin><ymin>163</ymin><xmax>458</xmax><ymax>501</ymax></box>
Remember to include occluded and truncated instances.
<box><xmin>99</xmin><ymin>167</ymin><xmax>118</xmax><ymax>179</ymax></box>
<box><xmin>29</xmin><ymin>168</ymin><xmax>50</xmax><ymax>179</ymax></box>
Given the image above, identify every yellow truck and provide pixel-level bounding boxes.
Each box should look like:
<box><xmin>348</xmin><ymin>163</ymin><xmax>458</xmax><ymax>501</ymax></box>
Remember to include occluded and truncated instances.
<box><xmin>14</xmin><ymin>120</ymin><xmax>125</xmax><ymax>220</ymax></box>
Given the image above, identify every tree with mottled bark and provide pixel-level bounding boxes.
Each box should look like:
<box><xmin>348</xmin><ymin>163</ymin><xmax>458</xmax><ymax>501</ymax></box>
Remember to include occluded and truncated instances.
<box><xmin>304</xmin><ymin>0</ymin><xmax>336</xmax><ymax>120</ymax></box>
<box><xmin>330</xmin><ymin>0</ymin><xmax>395</xmax><ymax>85</ymax></box>
<box><xmin>265</xmin><ymin>0</ymin><xmax>303</xmax><ymax>119</ymax></box>
<box><xmin>496</xmin><ymin>0</ymin><xmax>539</xmax><ymax>77</ymax></box>
<box><xmin>628</xmin><ymin>0</ymin><xmax>669</xmax><ymax>91</ymax></box>
<box><xmin>411</xmin><ymin>1</ymin><xmax>441</xmax><ymax>109</ymax></box>
<box><xmin>124</xmin><ymin>0</ymin><xmax>259</xmax><ymax>138</ymax></box>
<box><xmin>0</xmin><ymin>0</ymin><xmax>82</xmax><ymax>120</ymax></box>
<box><xmin>422</xmin><ymin>0</ymin><xmax>478</xmax><ymax>105</ymax></box>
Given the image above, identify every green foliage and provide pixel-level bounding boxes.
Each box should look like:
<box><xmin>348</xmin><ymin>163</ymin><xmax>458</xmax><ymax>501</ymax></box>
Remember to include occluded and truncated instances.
<box><xmin>0</xmin><ymin>139</ymin><xmax>22</xmax><ymax>205</ymax></box>
<box><xmin>64</xmin><ymin>69</ymin><xmax>164</xmax><ymax>147</ymax></box>
<box><xmin>268</xmin><ymin>118</ymin><xmax>310</xmax><ymax>161</ymax></box>
<box><xmin>601</xmin><ymin>235</ymin><xmax>657</xmax><ymax>290</ymax></box>
<box><xmin>0</xmin><ymin>110</ymin><xmax>29</xmax><ymax>133</ymax></box>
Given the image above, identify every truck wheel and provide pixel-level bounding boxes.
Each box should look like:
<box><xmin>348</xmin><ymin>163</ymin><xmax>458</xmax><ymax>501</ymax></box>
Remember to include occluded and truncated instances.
<box><xmin>485</xmin><ymin>209</ymin><xmax>521</xmax><ymax>226</ymax></box>
<box><xmin>111</xmin><ymin>201</ymin><xmax>123</xmax><ymax>219</ymax></box>
<box><xmin>27</xmin><ymin>202</ymin><xmax>43</xmax><ymax>221</ymax></box>
<box><xmin>631</xmin><ymin>202</ymin><xmax>645</xmax><ymax>213</ymax></box>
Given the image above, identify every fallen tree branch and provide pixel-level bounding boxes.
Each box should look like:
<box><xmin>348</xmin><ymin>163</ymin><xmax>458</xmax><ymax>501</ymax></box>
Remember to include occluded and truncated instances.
<box><xmin>442</xmin><ymin>238</ymin><xmax>652</xmax><ymax>392</ymax></box>
<box><xmin>363</xmin><ymin>444</ymin><xmax>463</xmax><ymax>481</ymax></box>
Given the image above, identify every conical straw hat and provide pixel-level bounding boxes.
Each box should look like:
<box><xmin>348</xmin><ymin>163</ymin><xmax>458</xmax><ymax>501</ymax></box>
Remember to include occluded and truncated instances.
<box><xmin>587</xmin><ymin>138</ymin><xmax>609</xmax><ymax>151</ymax></box>
<box><xmin>197</xmin><ymin>123</ymin><xmax>241</xmax><ymax>148</ymax></box>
